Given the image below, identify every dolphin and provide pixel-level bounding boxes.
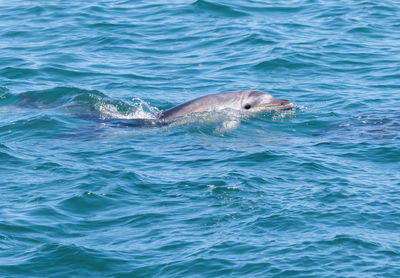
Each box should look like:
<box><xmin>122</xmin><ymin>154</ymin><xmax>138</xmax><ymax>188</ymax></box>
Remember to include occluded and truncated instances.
<box><xmin>157</xmin><ymin>90</ymin><xmax>293</xmax><ymax>120</ymax></box>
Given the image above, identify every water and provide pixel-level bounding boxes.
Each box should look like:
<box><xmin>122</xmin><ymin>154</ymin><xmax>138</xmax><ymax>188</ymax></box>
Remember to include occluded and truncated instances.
<box><xmin>1</xmin><ymin>0</ymin><xmax>400</xmax><ymax>276</ymax></box>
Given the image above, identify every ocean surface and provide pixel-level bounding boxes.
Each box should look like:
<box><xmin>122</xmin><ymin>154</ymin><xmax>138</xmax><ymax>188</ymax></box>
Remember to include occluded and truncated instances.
<box><xmin>1</xmin><ymin>0</ymin><xmax>400</xmax><ymax>277</ymax></box>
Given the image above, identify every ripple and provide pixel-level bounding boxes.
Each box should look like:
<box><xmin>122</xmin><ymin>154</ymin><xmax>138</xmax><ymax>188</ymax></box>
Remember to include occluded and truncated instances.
<box><xmin>57</xmin><ymin>192</ymin><xmax>115</xmax><ymax>216</ymax></box>
<box><xmin>192</xmin><ymin>0</ymin><xmax>249</xmax><ymax>17</ymax></box>
<box><xmin>7</xmin><ymin>243</ymin><xmax>128</xmax><ymax>277</ymax></box>
<box><xmin>0</xmin><ymin>67</ymin><xmax>38</xmax><ymax>79</ymax></box>
<box><xmin>254</xmin><ymin>58</ymin><xmax>317</xmax><ymax>71</ymax></box>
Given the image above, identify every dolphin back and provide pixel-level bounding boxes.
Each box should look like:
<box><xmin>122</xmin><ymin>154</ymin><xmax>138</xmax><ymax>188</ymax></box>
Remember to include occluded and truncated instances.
<box><xmin>157</xmin><ymin>92</ymin><xmax>243</xmax><ymax>120</ymax></box>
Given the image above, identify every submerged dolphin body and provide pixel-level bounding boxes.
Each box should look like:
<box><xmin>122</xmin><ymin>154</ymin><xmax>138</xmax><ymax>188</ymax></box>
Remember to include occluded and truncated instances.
<box><xmin>157</xmin><ymin>90</ymin><xmax>293</xmax><ymax>120</ymax></box>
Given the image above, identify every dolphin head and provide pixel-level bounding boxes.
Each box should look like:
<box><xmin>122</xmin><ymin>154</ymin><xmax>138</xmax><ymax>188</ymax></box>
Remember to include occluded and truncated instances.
<box><xmin>240</xmin><ymin>90</ymin><xmax>293</xmax><ymax>113</ymax></box>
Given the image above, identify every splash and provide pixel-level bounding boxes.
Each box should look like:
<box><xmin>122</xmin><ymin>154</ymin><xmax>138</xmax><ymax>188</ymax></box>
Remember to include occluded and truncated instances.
<box><xmin>164</xmin><ymin>108</ymin><xmax>247</xmax><ymax>134</ymax></box>
<box><xmin>96</xmin><ymin>97</ymin><xmax>160</xmax><ymax>120</ymax></box>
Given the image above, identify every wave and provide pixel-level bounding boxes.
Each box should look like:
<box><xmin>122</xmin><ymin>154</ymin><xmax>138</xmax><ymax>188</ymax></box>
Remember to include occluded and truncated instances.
<box><xmin>0</xmin><ymin>87</ymin><xmax>159</xmax><ymax>121</ymax></box>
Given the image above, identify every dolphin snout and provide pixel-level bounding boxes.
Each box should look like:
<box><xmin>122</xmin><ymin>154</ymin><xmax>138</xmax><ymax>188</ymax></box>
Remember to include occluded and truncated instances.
<box><xmin>279</xmin><ymin>99</ymin><xmax>291</xmax><ymax>105</ymax></box>
<box><xmin>271</xmin><ymin>99</ymin><xmax>293</xmax><ymax>109</ymax></box>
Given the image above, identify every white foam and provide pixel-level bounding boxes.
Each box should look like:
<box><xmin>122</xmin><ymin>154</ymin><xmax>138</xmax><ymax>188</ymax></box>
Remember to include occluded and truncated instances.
<box><xmin>97</xmin><ymin>98</ymin><xmax>159</xmax><ymax>120</ymax></box>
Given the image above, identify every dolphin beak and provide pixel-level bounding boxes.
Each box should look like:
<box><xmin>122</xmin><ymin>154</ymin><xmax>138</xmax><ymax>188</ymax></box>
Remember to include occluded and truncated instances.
<box><xmin>271</xmin><ymin>99</ymin><xmax>293</xmax><ymax>109</ymax></box>
<box><xmin>280</xmin><ymin>99</ymin><xmax>293</xmax><ymax>108</ymax></box>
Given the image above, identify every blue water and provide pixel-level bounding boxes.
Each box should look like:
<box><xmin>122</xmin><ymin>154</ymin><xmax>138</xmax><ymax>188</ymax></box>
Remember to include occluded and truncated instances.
<box><xmin>1</xmin><ymin>0</ymin><xmax>400</xmax><ymax>277</ymax></box>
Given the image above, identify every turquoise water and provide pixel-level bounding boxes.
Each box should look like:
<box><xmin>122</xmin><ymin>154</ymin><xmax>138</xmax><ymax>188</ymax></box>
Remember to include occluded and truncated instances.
<box><xmin>1</xmin><ymin>0</ymin><xmax>400</xmax><ymax>276</ymax></box>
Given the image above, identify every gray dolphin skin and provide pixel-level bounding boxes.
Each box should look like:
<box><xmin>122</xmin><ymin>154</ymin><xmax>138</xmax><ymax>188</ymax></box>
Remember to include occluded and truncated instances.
<box><xmin>157</xmin><ymin>90</ymin><xmax>293</xmax><ymax>120</ymax></box>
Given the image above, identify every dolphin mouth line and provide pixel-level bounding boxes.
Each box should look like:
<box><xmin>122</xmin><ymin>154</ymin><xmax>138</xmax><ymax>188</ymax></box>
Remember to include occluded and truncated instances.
<box><xmin>279</xmin><ymin>102</ymin><xmax>294</xmax><ymax>110</ymax></box>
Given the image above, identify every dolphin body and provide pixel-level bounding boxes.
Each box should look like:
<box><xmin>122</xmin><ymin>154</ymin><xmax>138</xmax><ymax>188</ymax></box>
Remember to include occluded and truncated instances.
<box><xmin>157</xmin><ymin>90</ymin><xmax>293</xmax><ymax>120</ymax></box>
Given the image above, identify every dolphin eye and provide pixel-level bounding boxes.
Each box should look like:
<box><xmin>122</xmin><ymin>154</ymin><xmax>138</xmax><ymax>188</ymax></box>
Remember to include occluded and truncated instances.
<box><xmin>244</xmin><ymin>104</ymin><xmax>251</xmax><ymax>110</ymax></box>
